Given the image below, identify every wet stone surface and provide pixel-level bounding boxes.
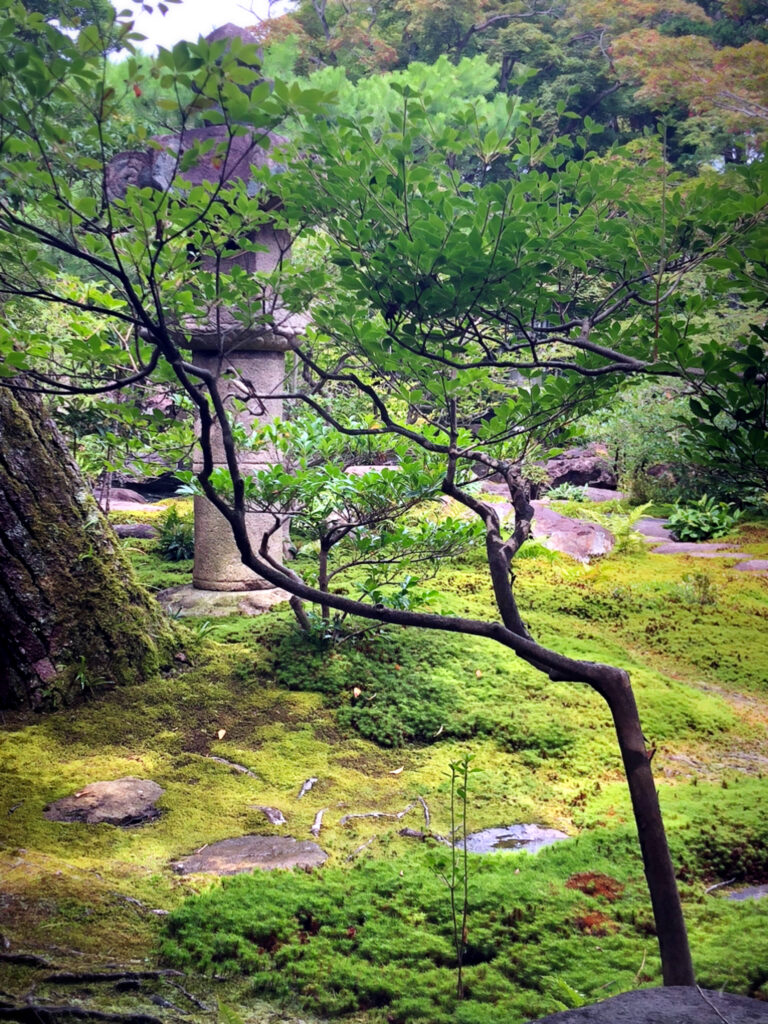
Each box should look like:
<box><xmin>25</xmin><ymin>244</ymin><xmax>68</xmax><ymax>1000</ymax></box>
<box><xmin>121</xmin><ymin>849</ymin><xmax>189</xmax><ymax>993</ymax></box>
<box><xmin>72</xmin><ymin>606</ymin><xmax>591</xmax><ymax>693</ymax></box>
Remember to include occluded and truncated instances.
<box><xmin>459</xmin><ymin>824</ymin><xmax>569</xmax><ymax>854</ymax></box>
<box><xmin>172</xmin><ymin>834</ymin><xmax>328</xmax><ymax>875</ymax></box>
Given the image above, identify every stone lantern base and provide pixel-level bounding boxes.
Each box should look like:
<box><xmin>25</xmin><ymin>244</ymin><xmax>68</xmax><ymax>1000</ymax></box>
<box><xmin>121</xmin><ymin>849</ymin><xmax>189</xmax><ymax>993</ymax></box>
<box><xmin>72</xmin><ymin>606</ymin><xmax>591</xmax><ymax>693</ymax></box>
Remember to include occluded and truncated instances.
<box><xmin>156</xmin><ymin>584</ymin><xmax>293</xmax><ymax>618</ymax></box>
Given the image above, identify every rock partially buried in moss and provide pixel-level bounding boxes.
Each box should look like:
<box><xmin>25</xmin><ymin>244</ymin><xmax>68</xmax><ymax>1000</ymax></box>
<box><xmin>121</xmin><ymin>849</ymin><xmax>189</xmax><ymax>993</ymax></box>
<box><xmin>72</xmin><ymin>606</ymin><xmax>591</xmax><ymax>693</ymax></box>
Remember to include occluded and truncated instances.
<box><xmin>172</xmin><ymin>835</ymin><xmax>328</xmax><ymax>875</ymax></box>
<box><xmin>43</xmin><ymin>778</ymin><xmax>163</xmax><ymax>826</ymax></box>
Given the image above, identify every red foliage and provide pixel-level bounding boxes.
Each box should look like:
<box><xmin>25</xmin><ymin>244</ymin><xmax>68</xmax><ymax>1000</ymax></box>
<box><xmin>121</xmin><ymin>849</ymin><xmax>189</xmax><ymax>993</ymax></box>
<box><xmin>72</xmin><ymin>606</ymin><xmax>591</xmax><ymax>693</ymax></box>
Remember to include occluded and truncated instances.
<box><xmin>565</xmin><ymin>871</ymin><xmax>625</xmax><ymax>901</ymax></box>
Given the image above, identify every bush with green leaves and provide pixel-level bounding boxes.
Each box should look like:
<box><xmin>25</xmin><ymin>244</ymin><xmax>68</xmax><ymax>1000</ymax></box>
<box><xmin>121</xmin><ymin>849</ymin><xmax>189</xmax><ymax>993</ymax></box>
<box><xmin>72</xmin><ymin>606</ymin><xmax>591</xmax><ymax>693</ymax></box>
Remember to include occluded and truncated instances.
<box><xmin>667</xmin><ymin>495</ymin><xmax>741</xmax><ymax>542</ymax></box>
<box><xmin>155</xmin><ymin>506</ymin><xmax>194</xmax><ymax>562</ymax></box>
<box><xmin>580</xmin><ymin>382</ymin><xmax>689</xmax><ymax>503</ymax></box>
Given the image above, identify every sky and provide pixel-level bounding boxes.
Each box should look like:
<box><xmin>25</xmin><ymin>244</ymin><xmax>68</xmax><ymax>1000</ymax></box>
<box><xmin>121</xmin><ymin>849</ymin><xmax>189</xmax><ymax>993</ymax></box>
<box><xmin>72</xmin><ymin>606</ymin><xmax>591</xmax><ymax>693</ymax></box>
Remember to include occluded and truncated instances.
<box><xmin>112</xmin><ymin>0</ymin><xmax>291</xmax><ymax>53</ymax></box>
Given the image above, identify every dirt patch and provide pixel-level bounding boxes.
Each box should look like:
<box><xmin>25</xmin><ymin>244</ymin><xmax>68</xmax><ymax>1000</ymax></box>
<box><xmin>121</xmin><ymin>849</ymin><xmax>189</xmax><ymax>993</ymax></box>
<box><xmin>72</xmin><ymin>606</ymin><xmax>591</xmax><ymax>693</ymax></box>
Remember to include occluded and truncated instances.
<box><xmin>572</xmin><ymin>911</ymin><xmax>618</xmax><ymax>936</ymax></box>
<box><xmin>566</xmin><ymin>872</ymin><xmax>624</xmax><ymax>902</ymax></box>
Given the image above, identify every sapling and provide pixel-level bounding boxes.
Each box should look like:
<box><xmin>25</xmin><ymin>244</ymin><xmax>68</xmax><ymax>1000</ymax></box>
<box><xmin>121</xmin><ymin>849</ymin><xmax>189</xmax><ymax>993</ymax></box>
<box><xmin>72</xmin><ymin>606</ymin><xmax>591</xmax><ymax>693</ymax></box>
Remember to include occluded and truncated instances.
<box><xmin>433</xmin><ymin>753</ymin><xmax>478</xmax><ymax>1000</ymax></box>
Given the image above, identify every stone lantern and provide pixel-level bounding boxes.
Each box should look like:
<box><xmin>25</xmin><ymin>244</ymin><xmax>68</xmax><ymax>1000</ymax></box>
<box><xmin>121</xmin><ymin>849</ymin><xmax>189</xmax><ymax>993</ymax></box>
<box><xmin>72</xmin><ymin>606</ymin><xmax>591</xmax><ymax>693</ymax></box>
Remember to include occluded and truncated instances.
<box><xmin>107</xmin><ymin>25</ymin><xmax>302</xmax><ymax>611</ymax></box>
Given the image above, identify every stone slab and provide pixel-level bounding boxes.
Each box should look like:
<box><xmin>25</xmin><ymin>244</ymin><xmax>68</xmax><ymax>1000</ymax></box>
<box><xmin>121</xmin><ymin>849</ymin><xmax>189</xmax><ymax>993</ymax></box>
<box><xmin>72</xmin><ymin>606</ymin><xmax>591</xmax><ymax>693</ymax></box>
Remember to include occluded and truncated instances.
<box><xmin>156</xmin><ymin>584</ymin><xmax>292</xmax><ymax>617</ymax></box>
<box><xmin>172</xmin><ymin>834</ymin><xmax>327</xmax><ymax>875</ymax></box>
<box><xmin>44</xmin><ymin>778</ymin><xmax>163</xmax><ymax>826</ymax></box>
<box><xmin>651</xmin><ymin>542</ymin><xmax>746</xmax><ymax>557</ymax></box>
<box><xmin>733</xmin><ymin>560</ymin><xmax>768</xmax><ymax>573</ymax></box>
<box><xmin>528</xmin><ymin>986</ymin><xmax>768</xmax><ymax>1023</ymax></box>
<box><xmin>635</xmin><ymin>517</ymin><xmax>674</xmax><ymax>542</ymax></box>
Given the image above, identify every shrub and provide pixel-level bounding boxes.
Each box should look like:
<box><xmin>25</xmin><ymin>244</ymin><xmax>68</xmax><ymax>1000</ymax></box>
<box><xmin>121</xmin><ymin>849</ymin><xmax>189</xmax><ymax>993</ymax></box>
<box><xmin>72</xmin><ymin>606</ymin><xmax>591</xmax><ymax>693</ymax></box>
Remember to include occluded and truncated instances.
<box><xmin>667</xmin><ymin>495</ymin><xmax>740</xmax><ymax>542</ymax></box>
<box><xmin>272</xmin><ymin>627</ymin><xmax>456</xmax><ymax>747</ymax></box>
<box><xmin>155</xmin><ymin>506</ymin><xmax>194</xmax><ymax>561</ymax></box>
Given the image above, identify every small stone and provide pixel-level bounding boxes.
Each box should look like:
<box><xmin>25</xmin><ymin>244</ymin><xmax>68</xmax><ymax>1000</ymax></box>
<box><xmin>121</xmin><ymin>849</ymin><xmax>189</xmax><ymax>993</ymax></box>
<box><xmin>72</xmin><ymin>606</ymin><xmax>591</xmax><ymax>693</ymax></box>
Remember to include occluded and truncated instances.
<box><xmin>43</xmin><ymin>778</ymin><xmax>164</xmax><ymax>826</ymax></box>
<box><xmin>252</xmin><ymin>805</ymin><xmax>287</xmax><ymax>826</ymax></box>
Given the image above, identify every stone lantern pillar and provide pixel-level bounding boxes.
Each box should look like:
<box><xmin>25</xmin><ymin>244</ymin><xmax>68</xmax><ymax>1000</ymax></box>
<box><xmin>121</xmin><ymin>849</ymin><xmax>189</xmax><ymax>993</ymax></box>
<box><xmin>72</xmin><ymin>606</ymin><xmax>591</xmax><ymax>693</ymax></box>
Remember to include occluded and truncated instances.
<box><xmin>107</xmin><ymin>27</ymin><xmax>304</xmax><ymax>609</ymax></box>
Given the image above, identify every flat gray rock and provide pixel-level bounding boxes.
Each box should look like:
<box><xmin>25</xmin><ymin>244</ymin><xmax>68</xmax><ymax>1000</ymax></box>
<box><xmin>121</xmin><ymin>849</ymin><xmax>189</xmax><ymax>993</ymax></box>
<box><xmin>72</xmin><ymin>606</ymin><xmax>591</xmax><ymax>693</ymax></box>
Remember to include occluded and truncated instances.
<box><xmin>733</xmin><ymin>560</ymin><xmax>768</xmax><ymax>573</ymax></box>
<box><xmin>636</xmin><ymin>517</ymin><xmax>674</xmax><ymax>542</ymax></box>
<box><xmin>44</xmin><ymin>778</ymin><xmax>163</xmax><ymax>826</ymax></box>
<box><xmin>172</xmin><ymin>835</ymin><xmax>327</xmax><ymax>875</ymax></box>
<box><xmin>529</xmin><ymin>986</ymin><xmax>768</xmax><ymax>1023</ymax></box>
<box><xmin>651</xmin><ymin>542</ymin><xmax>745</xmax><ymax>557</ymax></box>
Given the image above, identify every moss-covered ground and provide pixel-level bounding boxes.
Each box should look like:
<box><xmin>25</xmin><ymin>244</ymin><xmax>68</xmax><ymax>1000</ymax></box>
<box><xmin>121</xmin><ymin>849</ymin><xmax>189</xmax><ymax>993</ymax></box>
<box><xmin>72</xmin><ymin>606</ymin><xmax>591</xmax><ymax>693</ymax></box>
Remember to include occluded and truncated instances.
<box><xmin>1</xmin><ymin>502</ymin><xmax>767</xmax><ymax>1022</ymax></box>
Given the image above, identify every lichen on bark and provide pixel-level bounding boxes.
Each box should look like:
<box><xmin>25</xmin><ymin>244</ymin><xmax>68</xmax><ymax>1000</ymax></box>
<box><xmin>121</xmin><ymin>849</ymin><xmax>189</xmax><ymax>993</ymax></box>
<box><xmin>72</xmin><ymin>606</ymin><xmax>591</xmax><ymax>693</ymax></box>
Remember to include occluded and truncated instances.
<box><xmin>0</xmin><ymin>384</ymin><xmax>178</xmax><ymax>709</ymax></box>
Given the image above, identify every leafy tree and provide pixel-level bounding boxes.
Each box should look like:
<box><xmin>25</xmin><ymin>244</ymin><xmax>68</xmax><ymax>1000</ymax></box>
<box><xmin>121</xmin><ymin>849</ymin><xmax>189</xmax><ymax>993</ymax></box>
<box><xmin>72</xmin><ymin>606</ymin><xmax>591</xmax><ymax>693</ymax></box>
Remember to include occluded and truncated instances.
<box><xmin>23</xmin><ymin>0</ymin><xmax>113</xmax><ymax>27</ymax></box>
<box><xmin>612</xmin><ymin>30</ymin><xmax>768</xmax><ymax>146</ymax></box>
<box><xmin>1</xmin><ymin>0</ymin><xmax>767</xmax><ymax>988</ymax></box>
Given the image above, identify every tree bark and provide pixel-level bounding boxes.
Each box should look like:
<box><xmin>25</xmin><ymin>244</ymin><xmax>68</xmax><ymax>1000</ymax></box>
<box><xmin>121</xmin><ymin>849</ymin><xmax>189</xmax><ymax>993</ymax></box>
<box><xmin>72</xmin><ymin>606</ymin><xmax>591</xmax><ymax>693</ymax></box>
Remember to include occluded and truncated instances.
<box><xmin>591</xmin><ymin>666</ymin><xmax>695</xmax><ymax>986</ymax></box>
<box><xmin>0</xmin><ymin>385</ymin><xmax>177</xmax><ymax>710</ymax></box>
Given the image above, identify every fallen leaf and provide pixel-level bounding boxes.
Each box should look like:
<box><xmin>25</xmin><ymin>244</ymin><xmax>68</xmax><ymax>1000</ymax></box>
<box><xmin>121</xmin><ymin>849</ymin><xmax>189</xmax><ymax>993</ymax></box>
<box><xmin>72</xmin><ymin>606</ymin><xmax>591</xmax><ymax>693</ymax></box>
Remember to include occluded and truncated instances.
<box><xmin>352</xmin><ymin>687</ymin><xmax>362</xmax><ymax>698</ymax></box>
<box><xmin>434</xmin><ymin>724</ymin><xmax>444</xmax><ymax>737</ymax></box>
<box><xmin>389</xmin><ymin>767</ymin><xmax>404</xmax><ymax>775</ymax></box>
<box><xmin>475</xmin><ymin>669</ymin><xmax>482</xmax><ymax>678</ymax></box>
<box><xmin>217</xmin><ymin>729</ymin><xmax>226</xmax><ymax>740</ymax></box>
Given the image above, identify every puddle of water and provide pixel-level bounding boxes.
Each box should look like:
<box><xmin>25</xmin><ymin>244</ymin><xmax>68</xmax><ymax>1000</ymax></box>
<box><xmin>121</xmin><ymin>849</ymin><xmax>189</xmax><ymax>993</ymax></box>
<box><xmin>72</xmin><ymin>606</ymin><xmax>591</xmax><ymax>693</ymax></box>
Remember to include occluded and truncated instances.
<box><xmin>725</xmin><ymin>884</ymin><xmax>768</xmax><ymax>902</ymax></box>
<box><xmin>458</xmin><ymin>824</ymin><xmax>569</xmax><ymax>854</ymax></box>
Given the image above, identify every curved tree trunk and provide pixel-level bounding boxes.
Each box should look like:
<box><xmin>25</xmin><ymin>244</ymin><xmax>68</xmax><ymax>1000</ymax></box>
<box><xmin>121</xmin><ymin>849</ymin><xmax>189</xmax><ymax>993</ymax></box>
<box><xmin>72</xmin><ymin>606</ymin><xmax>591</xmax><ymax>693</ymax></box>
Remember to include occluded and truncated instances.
<box><xmin>0</xmin><ymin>385</ymin><xmax>177</xmax><ymax>710</ymax></box>
<box><xmin>589</xmin><ymin>667</ymin><xmax>695</xmax><ymax>986</ymax></box>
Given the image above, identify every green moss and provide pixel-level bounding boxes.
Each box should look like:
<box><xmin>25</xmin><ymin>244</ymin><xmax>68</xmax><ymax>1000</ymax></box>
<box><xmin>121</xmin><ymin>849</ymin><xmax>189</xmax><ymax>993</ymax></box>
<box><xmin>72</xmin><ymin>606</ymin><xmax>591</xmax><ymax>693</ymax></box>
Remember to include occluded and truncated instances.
<box><xmin>1</xmin><ymin>517</ymin><xmax>767</xmax><ymax>1020</ymax></box>
<box><xmin>161</xmin><ymin>795</ymin><xmax>768</xmax><ymax>1022</ymax></box>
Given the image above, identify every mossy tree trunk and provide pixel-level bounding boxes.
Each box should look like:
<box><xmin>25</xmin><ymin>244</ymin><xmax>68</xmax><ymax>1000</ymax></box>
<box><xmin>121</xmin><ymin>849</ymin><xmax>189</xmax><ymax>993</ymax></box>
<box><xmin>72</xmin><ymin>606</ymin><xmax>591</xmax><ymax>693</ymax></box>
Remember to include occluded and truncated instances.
<box><xmin>0</xmin><ymin>385</ymin><xmax>177</xmax><ymax>709</ymax></box>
